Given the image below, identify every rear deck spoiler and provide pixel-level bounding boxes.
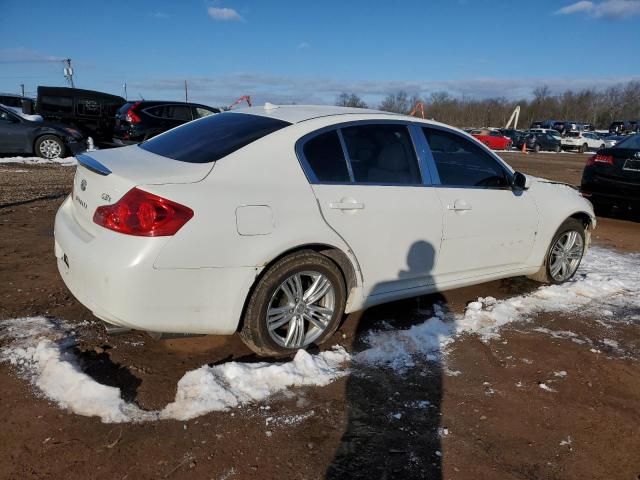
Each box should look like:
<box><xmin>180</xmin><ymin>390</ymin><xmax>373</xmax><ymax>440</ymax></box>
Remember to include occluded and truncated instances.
<box><xmin>76</xmin><ymin>154</ymin><xmax>112</xmax><ymax>176</ymax></box>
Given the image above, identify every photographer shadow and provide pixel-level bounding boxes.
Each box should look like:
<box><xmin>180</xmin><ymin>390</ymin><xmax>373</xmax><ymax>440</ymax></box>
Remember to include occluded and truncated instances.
<box><xmin>326</xmin><ymin>240</ymin><xmax>447</xmax><ymax>479</ymax></box>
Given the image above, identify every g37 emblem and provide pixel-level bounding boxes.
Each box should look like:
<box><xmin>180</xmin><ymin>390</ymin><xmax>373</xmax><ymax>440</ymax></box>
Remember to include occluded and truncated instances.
<box><xmin>80</xmin><ymin>179</ymin><xmax>87</xmax><ymax>191</ymax></box>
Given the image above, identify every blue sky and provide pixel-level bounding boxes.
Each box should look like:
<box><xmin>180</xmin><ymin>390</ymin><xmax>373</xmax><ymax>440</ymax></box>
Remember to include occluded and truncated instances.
<box><xmin>1</xmin><ymin>0</ymin><xmax>639</xmax><ymax>108</ymax></box>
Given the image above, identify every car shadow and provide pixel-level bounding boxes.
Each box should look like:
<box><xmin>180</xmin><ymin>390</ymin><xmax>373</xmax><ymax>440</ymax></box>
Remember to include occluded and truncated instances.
<box><xmin>326</xmin><ymin>240</ymin><xmax>446</xmax><ymax>479</ymax></box>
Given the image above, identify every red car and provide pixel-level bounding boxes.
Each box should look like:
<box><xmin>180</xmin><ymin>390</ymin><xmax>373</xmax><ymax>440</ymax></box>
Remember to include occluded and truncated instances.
<box><xmin>470</xmin><ymin>129</ymin><xmax>512</xmax><ymax>150</ymax></box>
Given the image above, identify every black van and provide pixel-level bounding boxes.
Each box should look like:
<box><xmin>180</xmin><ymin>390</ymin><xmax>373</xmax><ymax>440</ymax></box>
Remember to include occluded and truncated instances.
<box><xmin>36</xmin><ymin>86</ymin><xmax>126</xmax><ymax>141</ymax></box>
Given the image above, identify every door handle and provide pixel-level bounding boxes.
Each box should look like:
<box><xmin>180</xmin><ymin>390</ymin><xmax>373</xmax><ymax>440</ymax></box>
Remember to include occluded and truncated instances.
<box><xmin>447</xmin><ymin>200</ymin><xmax>472</xmax><ymax>212</ymax></box>
<box><xmin>329</xmin><ymin>201</ymin><xmax>364</xmax><ymax>210</ymax></box>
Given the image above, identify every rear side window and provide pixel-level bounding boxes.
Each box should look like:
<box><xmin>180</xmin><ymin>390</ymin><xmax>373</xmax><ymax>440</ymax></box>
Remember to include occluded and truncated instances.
<box><xmin>423</xmin><ymin>127</ymin><xmax>511</xmax><ymax>188</ymax></box>
<box><xmin>164</xmin><ymin>105</ymin><xmax>192</xmax><ymax>121</ymax></box>
<box><xmin>302</xmin><ymin>131</ymin><xmax>350</xmax><ymax>183</ymax></box>
<box><xmin>139</xmin><ymin>112</ymin><xmax>291</xmax><ymax>163</ymax></box>
<box><xmin>40</xmin><ymin>95</ymin><xmax>73</xmax><ymax>113</ymax></box>
<box><xmin>341</xmin><ymin>124</ymin><xmax>421</xmax><ymax>184</ymax></box>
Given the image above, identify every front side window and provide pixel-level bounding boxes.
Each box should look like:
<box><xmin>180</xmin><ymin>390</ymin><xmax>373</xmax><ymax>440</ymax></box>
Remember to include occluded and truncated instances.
<box><xmin>423</xmin><ymin>127</ymin><xmax>511</xmax><ymax>188</ymax></box>
<box><xmin>140</xmin><ymin>112</ymin><xmax>291</xmax><ymax>163</ymax></box>
<box><xmin>302</xmin><ymin>131</ymin><xmax>351</xmax><ymax>183</ymax></box>
<box><xmin>341</xmin><ymin>124</ymin><xmax>421</xmax><ymax>184</ymax></box>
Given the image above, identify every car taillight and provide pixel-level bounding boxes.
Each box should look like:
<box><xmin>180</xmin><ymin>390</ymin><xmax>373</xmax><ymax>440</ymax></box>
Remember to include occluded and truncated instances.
<box><xmin>586</xmin><ymin>154</ymin><xmax>614</xmax><ymax>166</ymax></box>
<box><xmin>93</xmin><ymin>188</ymin><xmax>193</xmax><ymax>236</ymax></box>
<box><xmin>125</xmin><ymin>101</ymin><xmax>142</xmax><ymax>124</ymax></box>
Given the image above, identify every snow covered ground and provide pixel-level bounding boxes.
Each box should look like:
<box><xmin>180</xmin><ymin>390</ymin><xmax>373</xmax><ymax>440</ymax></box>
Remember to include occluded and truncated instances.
<box><xmin>0</xmin><ymin>156</ymin><xmax>77</xmax><ymax>166</ymax></box>
<box><xmin>0</xmin><ymin>247</ymin><xmax>638</xmax><ymax>423</ymax></box>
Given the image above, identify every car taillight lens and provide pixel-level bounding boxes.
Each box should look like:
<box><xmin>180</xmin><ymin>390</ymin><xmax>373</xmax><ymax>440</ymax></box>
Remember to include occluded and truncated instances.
<box><xmin>93</xmin><ymin>188</ymin><xmax>193</xmax><ymax>236</ymax></box>
<box><xmin>125</xmin><ymin>101</ymin><xmax>142</xmax><ymax>124</ymax></box>
<box><xmin>586</xmin><ymin>154</ymin><xmax>614</xmax><ymax>166</ymax></box>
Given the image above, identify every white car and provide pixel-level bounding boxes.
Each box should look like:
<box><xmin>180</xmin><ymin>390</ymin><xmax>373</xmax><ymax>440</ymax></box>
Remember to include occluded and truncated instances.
<box><xmin>562</xmin><ymin>132</ymin><xmax>606</xmax><ymax>153</ymax></box>
<box><xmin>54</xmin><ymin>105</ymin><xmax>595</xmax><ymax>356</ymax></box>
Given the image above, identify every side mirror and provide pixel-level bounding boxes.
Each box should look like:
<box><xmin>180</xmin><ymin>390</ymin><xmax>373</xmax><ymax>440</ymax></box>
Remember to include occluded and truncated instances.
<box><xmin>512</xmin><ymin>171</ymin><xmax>530</xmax><ymax>190</ymax></box>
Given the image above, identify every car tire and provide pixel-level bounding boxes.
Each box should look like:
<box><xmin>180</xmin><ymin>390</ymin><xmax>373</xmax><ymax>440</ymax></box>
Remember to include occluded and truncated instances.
<box><xmin>239</xmin><ymin>250</ymin><xmax>347</xmax><ymax>357</ymax></box>
<box><xmin>528</xmin><ymin>218</ymin><xmax>586</xmax><ymax>285</ymax></box>
<box><xmin>579</xmin><ymin>143</ymin><xmax>588</xmax><ymax>153</ymax></box>
<box><xmin>554</xmin><ymin>145</ymin><xmax>561</xmax><ymax>153</ymax></box>
<box><xmin>533</xmin><ymin>144</ymin><xmax>541</xmax><ymax>153</ymax></box>
<box><xmin>35</xmin><ymin>135</ymin><xmax>65</xmax><ymax>159</ymax></box>
<box><xmin>599</xmin><ymin>144</ymin><xmax>605</xmax><ymax>150</ymax></box>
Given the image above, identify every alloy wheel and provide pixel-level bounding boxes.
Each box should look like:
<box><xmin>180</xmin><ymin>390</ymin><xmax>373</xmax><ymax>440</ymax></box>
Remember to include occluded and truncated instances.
<box><xmin>39</xmin><ymin>139</ymin><xmax>62</xmax><ymax>159</ymax></box>
<box><xmin>548</xmin><ymin>231</ymin><xmax>584</xmax><ymax>282</ymax></box>
<box><xmin>266</xmin><ymin>271</ymin><xmax>336</xmax><ymax>349</ymax></box>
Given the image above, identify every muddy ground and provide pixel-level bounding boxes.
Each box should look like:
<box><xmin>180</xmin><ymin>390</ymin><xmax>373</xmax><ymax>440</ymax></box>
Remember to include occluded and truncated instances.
<box><xmin>0</xmin><ymin>152</ymin><xmax>638</xmax><ymax>479</ymax></box>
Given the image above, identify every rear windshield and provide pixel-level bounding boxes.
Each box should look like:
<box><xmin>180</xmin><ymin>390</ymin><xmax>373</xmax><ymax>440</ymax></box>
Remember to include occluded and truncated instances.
<box><xmin>139</xmin><ymin>112</ymin><xmax>291</xmax><ymax>163</ymax></box>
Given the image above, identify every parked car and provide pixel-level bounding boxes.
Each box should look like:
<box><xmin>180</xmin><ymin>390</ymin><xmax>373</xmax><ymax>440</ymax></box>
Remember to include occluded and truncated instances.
<box><xmin>609</xmin><ymin>120</ymin><xmax>639</xmax><ymax>135</ymax></box>
<box><xmin>36</xmin><ymin>86</ymin><xmax>126</xmax><ymax>142</ymax></box>
<box><xmin>54</xmin><ymin>105</ymin><xmax>595</xmax><ymax>357</ymax></box>
<box><xmin>113</xmin><ymin>100</ymin><xmax>221</xmax><ymax>144</ymax></box>
<box><xmin>0</xmin><ymin>93</ymin><xmax>35</xmax><ymax>113</ymax></box>
<box><xmin>562</xmin><ymin>131</ymin><xmax>606</xmax><ymax>153</ymax></box>
<box><xmin>0</xmin><ymin>104</ymin><xmax>84</xmax><ymax>159</ymax></box>
<box><xmin>602</xmin><ymin>135</ymin><xmax>626</xmax><ymax>148</ymax></box>
<box><xmin>517</xmin><ymin>132</ymin><xmax>561</xmax><ymax>153</ymax></box>
<box><xmin>527</xmin><ymin>128</ymin><xmax>562</xmax><ymax>140</ymax></box>
<box><xmin>469</xmin><ymin>129</ymin><xmax>512</xmax><ymax>150</ymax></box>
<box><xmin>498</xmin><ymin>128</ymin><xmax>523</xmax><ymax>143</ymax></box>
<box><xmin>580</xmin><ymin>134</ymin><xmax>640</xmax><ymax>213</ymax></box>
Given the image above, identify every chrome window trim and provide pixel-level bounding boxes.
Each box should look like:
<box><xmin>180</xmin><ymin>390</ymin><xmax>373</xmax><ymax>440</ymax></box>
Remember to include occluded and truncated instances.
<box><xmin>417</xmin><ymin>123</ymin><xmax>516</xmax><ymax>190</ymax></box>
<box><xmin>295</xmin><ymin>119</ymin><xmax>435</xmax><ymax>187</ymax></box>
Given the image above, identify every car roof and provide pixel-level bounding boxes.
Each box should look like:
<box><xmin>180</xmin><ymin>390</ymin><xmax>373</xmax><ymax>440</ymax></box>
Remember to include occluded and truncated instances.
<box><xmin>229</xmin><ymin>104</ymin><xmax>403</xmax><ymax>124</ymax></box>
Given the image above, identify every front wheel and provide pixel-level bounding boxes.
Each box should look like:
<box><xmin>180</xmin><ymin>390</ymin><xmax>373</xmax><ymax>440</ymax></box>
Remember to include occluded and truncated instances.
<box><xmin>528</xmin><ymin>218</ymin><xmax>586</xmax><ymax>284</ymax></box>
<box><xmin>554</xmin><ymin>145</ymin><xmax>561</xmax><ymax>153</ymax></box>
<box><xmin>35</xmin><ymin>135</ymin><xmax>65</xmax><ymax>159</ymax></box>
<box><xmin>239</xmin><ymin>250</ymin><xmax>346</xmax><ymax>357</ymax></box>
<box><xmin>533</xmin><ymin>144</ymin><xmax>541</xmax><ymax>153</ymax></box>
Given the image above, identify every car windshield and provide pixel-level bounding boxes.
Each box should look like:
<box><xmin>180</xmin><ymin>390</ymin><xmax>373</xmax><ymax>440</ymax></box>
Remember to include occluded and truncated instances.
<box><xmin>615</xmin><ymin>134</ymin><xmax>640</xmax><ymax>149</ymax></box>
<box><xmin>139</xmin><ymin>112</ymin><xmax>291</xmax><ymax>163</ymax></box>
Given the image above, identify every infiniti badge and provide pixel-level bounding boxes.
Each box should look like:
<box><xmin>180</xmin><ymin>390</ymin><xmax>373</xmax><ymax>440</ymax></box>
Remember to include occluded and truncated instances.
<box><xmin>80</xmin><ymin>179</ymin><xmax>87</xmax><ymax>191</ymax></box>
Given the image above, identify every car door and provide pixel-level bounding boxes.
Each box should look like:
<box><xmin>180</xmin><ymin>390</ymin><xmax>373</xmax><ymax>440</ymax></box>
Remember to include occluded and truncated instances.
<box><xmin>298</xmin><ymin>122</ymin><xmax>443</xmax><ymax>297</ymax></box>
<box><xmin>421</xmin><ymin>126</ymin><xmax>538</xmax><ymax>280</ymax></box>
<box><xmin>0</xmin><ymin>108</ymin><xmax>30</xmax><ymax>153</ymax></box>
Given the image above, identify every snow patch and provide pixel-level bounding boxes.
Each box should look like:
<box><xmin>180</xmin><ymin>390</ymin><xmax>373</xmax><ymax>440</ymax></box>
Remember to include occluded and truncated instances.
<box><xmin>0</xmin><ymin>156</ymin><xmax>77</xmax><ymax>166</ymax></box>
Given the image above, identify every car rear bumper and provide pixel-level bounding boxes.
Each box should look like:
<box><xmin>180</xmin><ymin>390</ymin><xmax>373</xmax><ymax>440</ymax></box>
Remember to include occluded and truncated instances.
<box><xmin>581</xmin><ymin>169</ymin><xmax>640</xmax><ymax>207</ymax></box>
<box><xmin>54</xmin><ymin>196</ymin><xmax>258</xmax><ymax>335</ymax></box>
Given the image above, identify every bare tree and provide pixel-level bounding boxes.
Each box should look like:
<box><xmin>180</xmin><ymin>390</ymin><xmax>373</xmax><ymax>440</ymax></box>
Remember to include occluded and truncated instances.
<box><xmin>336</xmin><ymin>93</ymin><xmax>368</xmax><ymax>108</ymax></box>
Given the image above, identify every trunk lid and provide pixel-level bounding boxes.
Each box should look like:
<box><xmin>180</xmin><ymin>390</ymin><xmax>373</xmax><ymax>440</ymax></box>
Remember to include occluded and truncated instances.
<box><xmin>70</xmin><ymin>146</ymin><xmax>212</xmax><ymax>235</ymax></box>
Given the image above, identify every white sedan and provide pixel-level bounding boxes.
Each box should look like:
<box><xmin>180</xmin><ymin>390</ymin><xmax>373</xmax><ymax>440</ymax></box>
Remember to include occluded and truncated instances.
<box><xmin>54</xmin><ymin>105</ymin><xmax>595</xmax><ymax>356</ymax></box>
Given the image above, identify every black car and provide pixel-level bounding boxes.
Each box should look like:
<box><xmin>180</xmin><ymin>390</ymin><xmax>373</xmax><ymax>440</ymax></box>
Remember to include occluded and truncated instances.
<box><xmin>580</xmin><ymin>134</ymin><xmax>640</xmax><ymax>212</ymax></box>
<box><xmin>0</xmin><ymin>93</ymin><xmax>35</xmax><ymax>113</ymax></box>
<box><xmin>0</xmin><ymin>104</ymin><xmax>85</xmax><ymax>159</ymax></box>
<box><xmin>515</xmin><ymin>132</ymin><xmax>561</xmax><ymax>152</ymax></box>
<box><xmin>36</xmin><ymin>86</ymin><xmax>126</xmax><ymax>142</ymax></box>
<box><xmin>609</xmin><ymin>120</ymin><xmax>639</xmax><ymax>135</ymax></box>
<box><xmin>113</xmin><ymin>101</ymin><xmax>220</xmax><ymax>144</ymax></box>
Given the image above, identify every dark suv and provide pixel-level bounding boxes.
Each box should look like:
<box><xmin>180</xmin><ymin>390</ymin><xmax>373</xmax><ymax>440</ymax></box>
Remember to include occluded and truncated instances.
<box><xmin>113</xmin><ymin>101</ymin><xmax>220</xmax><ymax>144</ymax></box>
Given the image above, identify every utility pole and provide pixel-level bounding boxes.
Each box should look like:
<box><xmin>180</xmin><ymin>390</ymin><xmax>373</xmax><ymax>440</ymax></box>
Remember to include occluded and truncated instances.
<box><xmin>123</xmin><ymin>82</ymin><xmax>128</xmax><ymax>100</ymax></box>
<box><xmin>20</xmin><ymin>84</ymin><xmax>25</xmax><ymax>97</ymax></box>
<box><xmin>184</xmin><ymin>80</ymin><xmax>188</xmax><ymax>102</ymax></box>
<box><xmin>63</xmin><ymin>58</ymin><xmax>75</xmax><ymax>88</ymax></box>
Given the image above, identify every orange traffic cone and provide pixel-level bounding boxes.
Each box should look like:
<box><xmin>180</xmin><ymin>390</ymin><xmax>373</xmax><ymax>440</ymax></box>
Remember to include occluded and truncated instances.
<box><xmin>521</xmin><ymin>140</ymin><xmax>528</xmax><ymax>155</ymax></box>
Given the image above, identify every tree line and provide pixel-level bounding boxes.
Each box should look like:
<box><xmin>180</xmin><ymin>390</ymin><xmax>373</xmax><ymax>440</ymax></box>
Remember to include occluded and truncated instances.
<box><xmin>336</xmin><ymin>81</ymin><xmax>640</xmax><ymax>129</ymax></box>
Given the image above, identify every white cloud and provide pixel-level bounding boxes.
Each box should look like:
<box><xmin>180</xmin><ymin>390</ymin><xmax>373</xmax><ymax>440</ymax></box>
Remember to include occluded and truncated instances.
<box><xmin>207</xmin><ymin>6</ymin><xmax>244</xmax><ymax>21</ymax></box>
<box><xmin>555</xmin><ymin>0</ymin><xmax>640</xmax><ymax>18</ymax></box>
<box><xmin>0</xmin><ymin>47</ymin><xmax>65</xmax><ymax>64</ymax></box>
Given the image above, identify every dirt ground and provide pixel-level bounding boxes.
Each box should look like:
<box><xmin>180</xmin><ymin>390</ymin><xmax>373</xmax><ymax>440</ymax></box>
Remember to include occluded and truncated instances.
<box><xmin>0</xmin><ymin>152</ymin><xmax>639</xmax><ymax>480</ymax></box>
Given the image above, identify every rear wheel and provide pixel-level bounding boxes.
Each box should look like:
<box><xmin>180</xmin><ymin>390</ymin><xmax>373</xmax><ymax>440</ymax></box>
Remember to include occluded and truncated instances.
<box><xmin>579</xmin><ymin>143</ymin><xmax>588</xmax><ymax>153</ymax></box>
<box><xmin>239</xmin><ymin>250</ymin><xmax>346</xmax><ymax>357</ymax></box>
<box><xmin>554</xmin><ymin>145</ymin><xmax>561</xmax><ymax>153</ymax></box>
<box><xmin>528</xmin><ymin>218</ymin><xmax>586</xmax><ymax>284</ymax></box>
<box><xmin>35</xmin><ymin>135</ymin><xmax>65</xmax><ymax>159</ymax></box>
<box><xmin>533</xmin><ymin>144</ymin><xmax>541</xmax><ymax>153</ymax></box>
